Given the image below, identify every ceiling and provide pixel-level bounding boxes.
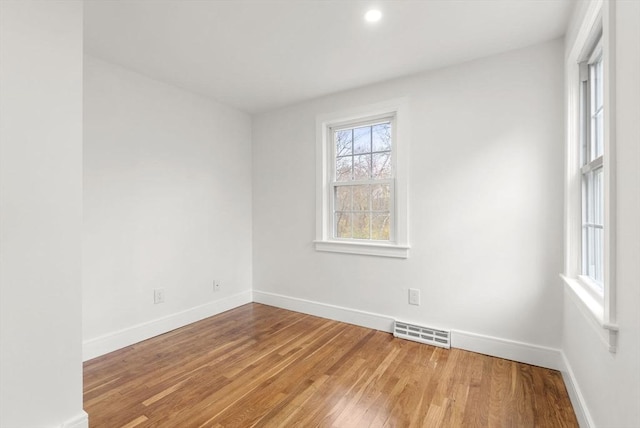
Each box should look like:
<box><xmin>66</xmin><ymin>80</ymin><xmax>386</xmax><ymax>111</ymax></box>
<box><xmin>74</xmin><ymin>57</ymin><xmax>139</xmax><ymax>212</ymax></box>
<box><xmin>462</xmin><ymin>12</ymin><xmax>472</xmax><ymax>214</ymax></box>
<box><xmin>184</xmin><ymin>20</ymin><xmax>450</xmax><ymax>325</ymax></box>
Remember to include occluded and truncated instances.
<box><xmin>84</xmin><ymin>0</ymin><xmax>575</xmax><ymax>114</ymax></box>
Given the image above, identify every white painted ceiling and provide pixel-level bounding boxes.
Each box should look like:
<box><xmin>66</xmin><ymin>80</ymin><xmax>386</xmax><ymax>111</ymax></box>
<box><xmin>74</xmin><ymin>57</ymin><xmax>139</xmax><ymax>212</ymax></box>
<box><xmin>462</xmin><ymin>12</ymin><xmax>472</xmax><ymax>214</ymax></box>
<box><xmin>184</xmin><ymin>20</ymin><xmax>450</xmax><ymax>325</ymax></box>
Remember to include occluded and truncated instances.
<box><xmin>84</xmin><ymin>0</ymin><xmax>575</xmax><ymax>113</ymax></box>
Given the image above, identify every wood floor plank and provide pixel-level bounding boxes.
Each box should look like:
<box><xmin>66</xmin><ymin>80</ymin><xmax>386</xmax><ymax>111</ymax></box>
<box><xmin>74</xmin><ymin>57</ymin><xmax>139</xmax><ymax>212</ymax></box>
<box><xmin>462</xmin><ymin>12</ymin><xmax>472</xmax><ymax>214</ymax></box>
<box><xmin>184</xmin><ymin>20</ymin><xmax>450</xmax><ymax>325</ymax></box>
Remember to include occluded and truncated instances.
<box><xmin>120</xmin><ymin>415</ymin><xmax>148</xmax><ymax>428</ymax></box>
<box><xmin>84</xmin><ymin>303</ymin><xmax>578</xmax><ymax>427</ymax></box>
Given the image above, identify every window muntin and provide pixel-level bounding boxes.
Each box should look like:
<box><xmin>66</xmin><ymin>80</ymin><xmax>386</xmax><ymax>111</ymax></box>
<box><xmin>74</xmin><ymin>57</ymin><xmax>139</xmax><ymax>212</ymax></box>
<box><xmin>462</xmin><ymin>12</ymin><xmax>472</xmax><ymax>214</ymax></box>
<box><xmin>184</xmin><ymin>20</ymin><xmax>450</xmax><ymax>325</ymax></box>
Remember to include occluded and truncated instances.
<box><xmin>331</xmin><ymin>119</ymin><xmax>394</xmax><ymax>241</ymax></box>
<box><xmin>580</xmin><ymin>38</ymin><xmax>604</xmax><ymax>289</ymax></box>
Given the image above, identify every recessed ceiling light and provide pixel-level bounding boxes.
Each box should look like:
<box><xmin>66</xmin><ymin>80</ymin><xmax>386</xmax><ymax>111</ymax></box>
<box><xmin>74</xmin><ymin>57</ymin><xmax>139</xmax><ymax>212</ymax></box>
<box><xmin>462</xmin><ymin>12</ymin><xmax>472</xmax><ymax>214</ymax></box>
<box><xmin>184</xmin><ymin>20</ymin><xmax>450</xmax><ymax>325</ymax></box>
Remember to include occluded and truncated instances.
<box><xmin>364</xmin><ymin>9</ymin><xmax>382</xmax><ymax>23</ymax></box>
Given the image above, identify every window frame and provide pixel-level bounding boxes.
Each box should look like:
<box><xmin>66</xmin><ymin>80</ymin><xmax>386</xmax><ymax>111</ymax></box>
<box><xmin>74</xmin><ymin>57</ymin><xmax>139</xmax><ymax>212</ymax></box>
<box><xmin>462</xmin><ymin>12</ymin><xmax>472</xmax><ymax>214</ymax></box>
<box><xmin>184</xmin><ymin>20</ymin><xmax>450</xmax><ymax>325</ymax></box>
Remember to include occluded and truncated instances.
<box><xmin>315</xmin><ymin>99</ymin><xmax>409</xmax><ymax>258</ymax></box>
<box><xmin>562</xmin><ymin>0</ymin><xmax>618</xmax><ymax>352</ymax></box>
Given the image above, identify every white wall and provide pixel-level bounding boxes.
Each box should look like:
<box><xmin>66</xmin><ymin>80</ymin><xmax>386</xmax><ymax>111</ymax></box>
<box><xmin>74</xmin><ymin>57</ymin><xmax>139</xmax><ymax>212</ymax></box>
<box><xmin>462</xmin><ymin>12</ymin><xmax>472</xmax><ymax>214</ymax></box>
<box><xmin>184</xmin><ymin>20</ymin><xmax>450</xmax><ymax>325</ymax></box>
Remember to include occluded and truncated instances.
<box><xmin>82</xmin><ymin>56</ymin><xmax>253</xmax><ymax>359</ymax></box>
<box><xmin>562</xmin><ymin>1</ymin><xmax>640</xmax><ymax>426</ymax></box>
<box><xmin>0</xmin><ymin>1</ymin><xmax>86</xmax><ymax>427</ymax></box>
<box><xmin>252</xmin><ymin>39</ymin><xmax>565</xmax><ymax>357</ymax></box>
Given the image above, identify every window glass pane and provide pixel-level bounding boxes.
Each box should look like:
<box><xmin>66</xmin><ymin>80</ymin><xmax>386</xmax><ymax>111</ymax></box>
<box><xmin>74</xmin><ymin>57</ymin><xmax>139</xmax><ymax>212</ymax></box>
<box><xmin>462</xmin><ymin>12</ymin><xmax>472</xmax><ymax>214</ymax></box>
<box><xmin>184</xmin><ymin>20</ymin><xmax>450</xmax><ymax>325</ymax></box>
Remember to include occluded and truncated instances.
<box><xmin>580</xmin><ymin>80</ymin><xmax>588</xmax><ymax>166</ymax></box>
<box><xmin>353</xmin><ymin>154</ymin><xmax>371</xmax><ymax>180</ymax></box>
<box><xmin>372</xmin><ymin>152</ymin><xmax>392</xmax><ymax>179</ymax></box>
<box><xmin>593</xmin><ymin>58</ymin><xmax>603</xmax><ymax>110</ymax></box>
<box><xmin>586</xmin><ymin>225</ymin><xmax>595</xmax><ymax>277</ymax></box>
<box><xmin>334</xmin><ymin>186</ymin><xmax>352</xmax><ymax>211</ymax></box>
<box><xmin>584</xmin><ymin>224</ymin><xmax>603</xmax><ymax>285</ymax></box>
<box><xmin>582</xmin><ymin>223</ymin><xmax>588</xmax><ymax>276</ymax></box>
<box><xmin>371</xmin><ymin>214</ymin><xmax>390</xmax><ymax>240</ymax></box>
<box><xmin>352</xmin><ymin>184</ymin><xmax>370</xmax><ymax>211</ymax></box>
<box><xmin>590</xmin><ymin>64</ymin><xmax>597</xmax><ymax>111</ymax></box>
<box><xmin>583</xmin><ymin>168</ymin><xmax>603</xmax><ymax>226</ymax></box>
<box><xmin>594</xmin><ymin>167</ymin><xmax>603</xmax><ymax>225</ymax></box>
<box><xmin>335</xmin><ymin>129</ymin><xmax>352</xmax><ymax>156</ymax></box>
<box><xmin>372</xmin><ymin>123</ymin><xmax>391</xmax><ymax>152</ymax></box>
<box><xmin>581</xmin><ymin>174</ymin><xmax>591</xmax><ymax>275</ymax></box>
<box><xmin>335</xmin><ymin>212</ymin><xmax>352</xmax><ymax>238</ymax></box>
<box><xmin>589</xmin><ymin>56</ymin><xmax>604</xmax><ymax>161</ymax></box>
<box><xmin>594</xmin><ymin>110</ymin><xmax>604</xmax><ymax>158</ymax></box>
<box><xmin>353</xmin><ymin>126</ymin><xmax>371</xmax><ymax>154</ymax></box>
<box><xmin>582</xmin><ymin>167</ymin><xmax>604</xmax><ymax>285</ymax></box>
<box><xmin>353</xmin><ymin>213</ymin><xmax>370</xmax><ymax>239</ymax></box>
<box><xmin>594</xmin><ymin>226</ymin><xmax>603</xmax><ymax>284</ymax></box>
<box><xmin>336</xmin><ymin>156</ymin><xmax>352</xmax><ymax>181</ymax></box>
<box><xmin>584</xmin><ymin>172</ymin><xmax>593</xmax><ymax>224</ymax></box>
<box><xmin>371</xmin><ymin>184</ymin><xmax>390</xmax><ymax>211</ymax></box>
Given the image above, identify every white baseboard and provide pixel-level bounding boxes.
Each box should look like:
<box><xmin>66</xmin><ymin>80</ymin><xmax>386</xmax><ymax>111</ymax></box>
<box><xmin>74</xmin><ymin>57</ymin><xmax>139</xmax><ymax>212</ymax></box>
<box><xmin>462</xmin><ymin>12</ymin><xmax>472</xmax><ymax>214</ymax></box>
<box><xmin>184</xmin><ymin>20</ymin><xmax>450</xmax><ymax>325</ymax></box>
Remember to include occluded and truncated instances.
<box><xmin>451</xmin><ymin>329</ymin><xmax>563</xmax><ymax>370</ymax></box>
<box><xmin>254</xmin><ymin>290</ymin><xmax>562</xmax><ymax>371</ymax></box>
<box><xmin>83</xmin><ymin>291</ymin><xmax>252</xmax><ymax>361</ymax></box>
<box><xmin>560</xmin><ymin>351</ymin><xmax>595</xmax><ymax>428</ymax></box>
<box><xmin>61</xmin><ymin>411</ymin><xmax>88</xmax><ymax>428</ymax></box>
<box><xmin>252</xmin><ymin>290</ymin><xmax>395</xmax><ymax>332</ymax></box>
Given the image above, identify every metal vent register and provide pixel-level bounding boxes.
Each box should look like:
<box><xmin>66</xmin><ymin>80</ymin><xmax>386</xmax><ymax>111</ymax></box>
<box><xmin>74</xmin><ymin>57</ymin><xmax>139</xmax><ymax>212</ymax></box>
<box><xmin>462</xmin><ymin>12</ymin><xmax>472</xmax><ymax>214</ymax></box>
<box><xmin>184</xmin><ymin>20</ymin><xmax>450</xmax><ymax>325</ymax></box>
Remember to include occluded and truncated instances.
<box><xmin>393</xmin><ymin>321</ymin><xmax>450</xmax><ymax>349</ymax></box>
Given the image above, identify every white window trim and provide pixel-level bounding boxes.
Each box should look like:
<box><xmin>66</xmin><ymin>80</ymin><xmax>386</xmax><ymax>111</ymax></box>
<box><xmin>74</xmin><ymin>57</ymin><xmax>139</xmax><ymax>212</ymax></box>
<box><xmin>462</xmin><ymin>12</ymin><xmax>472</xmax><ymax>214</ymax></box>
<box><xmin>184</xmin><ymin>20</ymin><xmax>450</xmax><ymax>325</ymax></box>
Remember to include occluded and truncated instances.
<box><xmin>315</xmin><ymin>98</ymin><xmax>410</xmax><ymax>258</ymax></box>
<box><xmin>562</xmin><ymin>0</ymin><xmax>618</xmax><ymax>352</ymax></box>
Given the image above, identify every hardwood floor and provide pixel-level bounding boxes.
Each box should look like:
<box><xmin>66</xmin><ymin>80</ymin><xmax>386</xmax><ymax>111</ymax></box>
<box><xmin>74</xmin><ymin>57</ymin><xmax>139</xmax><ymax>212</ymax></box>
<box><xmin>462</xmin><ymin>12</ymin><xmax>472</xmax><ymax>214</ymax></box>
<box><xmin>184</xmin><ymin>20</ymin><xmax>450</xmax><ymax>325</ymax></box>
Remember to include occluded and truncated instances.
<box><xmin>84</xmin><ymin>303</ymin><xmax>578</xmax><ymax>427</ymax></box>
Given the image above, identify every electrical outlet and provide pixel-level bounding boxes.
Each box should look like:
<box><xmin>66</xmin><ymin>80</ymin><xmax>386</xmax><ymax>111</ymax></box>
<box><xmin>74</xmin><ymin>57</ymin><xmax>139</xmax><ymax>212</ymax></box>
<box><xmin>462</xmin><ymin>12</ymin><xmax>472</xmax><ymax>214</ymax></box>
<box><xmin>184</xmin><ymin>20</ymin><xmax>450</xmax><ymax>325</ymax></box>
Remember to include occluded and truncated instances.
<box><xmin>213</xmin><ymin>280</ymin><xmax>221</xmax><ymax>292</ymax></box>
<box><xmin>154</xmin><ymin>288</ymin><xmax>165</xmax><ymax>304</ymax></box>
<box><xmin>409</xmin><ymin>288</ymin><xmax>420</xmax><ymax>305</ymax></box>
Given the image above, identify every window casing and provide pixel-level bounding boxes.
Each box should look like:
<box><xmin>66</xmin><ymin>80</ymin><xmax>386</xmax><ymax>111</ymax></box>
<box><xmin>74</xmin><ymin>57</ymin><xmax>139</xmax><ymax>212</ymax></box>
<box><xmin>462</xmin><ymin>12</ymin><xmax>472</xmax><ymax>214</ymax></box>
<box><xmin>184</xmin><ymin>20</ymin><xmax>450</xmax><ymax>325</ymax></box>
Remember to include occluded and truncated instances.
<box><xmin>315</xmin><ymin>100</ymin><xmax>409</xmax><ymax>258</ymax></box>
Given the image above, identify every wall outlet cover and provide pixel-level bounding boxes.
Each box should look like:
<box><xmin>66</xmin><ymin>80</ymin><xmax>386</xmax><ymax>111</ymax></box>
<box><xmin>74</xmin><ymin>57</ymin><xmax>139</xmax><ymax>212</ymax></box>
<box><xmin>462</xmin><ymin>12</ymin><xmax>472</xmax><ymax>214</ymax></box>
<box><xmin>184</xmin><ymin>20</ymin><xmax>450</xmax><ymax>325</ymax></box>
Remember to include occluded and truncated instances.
<box><xmin>154</xmin><ymin>288</ymin><xmax>165</xmax><ymax>304</ymax></box>
<box><xmin>409</xmin><ymin>288</ymin><xmax>420</xmax><ymax>305</ymax></box>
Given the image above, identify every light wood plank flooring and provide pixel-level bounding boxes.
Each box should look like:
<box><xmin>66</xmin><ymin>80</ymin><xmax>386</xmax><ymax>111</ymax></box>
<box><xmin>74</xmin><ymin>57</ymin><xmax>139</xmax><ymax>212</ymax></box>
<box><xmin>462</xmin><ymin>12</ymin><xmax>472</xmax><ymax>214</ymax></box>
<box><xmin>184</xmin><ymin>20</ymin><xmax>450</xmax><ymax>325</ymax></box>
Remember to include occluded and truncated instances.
<box><xmin>84</xmin><ymin>303</ymin><xmax>578</xmax><ymax>427</ymax></box>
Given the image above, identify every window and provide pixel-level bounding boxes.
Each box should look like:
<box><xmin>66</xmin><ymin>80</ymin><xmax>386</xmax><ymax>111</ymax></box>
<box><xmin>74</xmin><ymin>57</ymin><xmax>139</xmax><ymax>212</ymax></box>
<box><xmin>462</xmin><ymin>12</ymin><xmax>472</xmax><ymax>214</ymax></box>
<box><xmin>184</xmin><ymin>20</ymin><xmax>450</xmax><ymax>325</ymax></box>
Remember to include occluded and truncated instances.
<box><xmin>562</xmin><ymin>0</ymin><xmax>617</xmax><ymax>352</ymax></box>
<box><xmin>580</xmin><ymin>38</ymin><xmax>604</xmax><ymax>288</ymax></box>
<box><xmin>315</xmin><ymin>100</ymin><xmax>409</xmax><ymax>258</ymax></box>
<box><xmin>333</xmin><ymin>119</ymin><xmax>393</xmax><ymax>241</ymax></box>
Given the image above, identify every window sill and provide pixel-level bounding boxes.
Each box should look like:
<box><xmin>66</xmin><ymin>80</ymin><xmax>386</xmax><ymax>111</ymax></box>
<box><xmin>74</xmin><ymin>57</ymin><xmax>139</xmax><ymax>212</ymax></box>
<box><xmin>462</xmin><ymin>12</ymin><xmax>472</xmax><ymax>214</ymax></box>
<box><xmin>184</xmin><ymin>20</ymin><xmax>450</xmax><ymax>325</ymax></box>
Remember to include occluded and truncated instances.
<box><xmin>314</xmin><ymin>240</ymin><xmax>409</xmax><ymax>258</ymax></box>
<box><xmin>561</xmin><ymin>274</ymin><xmax>618</xmax><ymax>352</ymax></box>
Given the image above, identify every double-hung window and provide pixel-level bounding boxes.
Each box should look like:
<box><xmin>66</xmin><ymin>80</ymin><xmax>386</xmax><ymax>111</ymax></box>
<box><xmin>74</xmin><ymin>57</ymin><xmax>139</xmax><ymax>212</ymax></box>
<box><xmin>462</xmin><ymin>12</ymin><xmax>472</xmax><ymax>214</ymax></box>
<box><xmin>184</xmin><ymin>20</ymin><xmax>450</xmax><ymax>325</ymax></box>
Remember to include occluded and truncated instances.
<box><xmin>563</xmin><ymin>0</ymin><xmax>617</xmax><ymax>352</ymax></box>
<box><xmin>580</xmin><ymin>38</ymin><xmax>604</xmax><ymax>288</ymax></box>
<box><xmin>332</xmin><ymin>119</ymin><xmax>393</xmax><ymax>241</ymax></box>
<box><xmin>315</xmin><ymin>100</ymin><xmax>409</xmax><ymax>258</ymax></box>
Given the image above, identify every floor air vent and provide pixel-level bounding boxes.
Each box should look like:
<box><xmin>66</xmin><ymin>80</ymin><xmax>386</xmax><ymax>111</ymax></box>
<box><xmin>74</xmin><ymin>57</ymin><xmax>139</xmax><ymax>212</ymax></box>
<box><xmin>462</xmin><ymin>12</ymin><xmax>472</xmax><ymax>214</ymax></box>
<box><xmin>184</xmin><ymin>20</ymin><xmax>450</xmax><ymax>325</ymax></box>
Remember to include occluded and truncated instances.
<box><xmin>393</xmin><ymin>321</ymin><xmax>450</xmax><ymax>349</ymax></box>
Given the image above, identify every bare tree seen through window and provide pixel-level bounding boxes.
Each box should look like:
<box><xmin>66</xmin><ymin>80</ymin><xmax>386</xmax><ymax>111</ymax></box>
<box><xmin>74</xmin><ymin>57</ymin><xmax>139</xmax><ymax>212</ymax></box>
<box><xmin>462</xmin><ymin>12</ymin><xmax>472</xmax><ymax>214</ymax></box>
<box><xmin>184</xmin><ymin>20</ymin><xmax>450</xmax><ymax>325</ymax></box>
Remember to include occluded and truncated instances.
<box><xmin>333</xmin><ymin>121</ymin><xmax>392</xmax><ymax>240</ymax></box>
